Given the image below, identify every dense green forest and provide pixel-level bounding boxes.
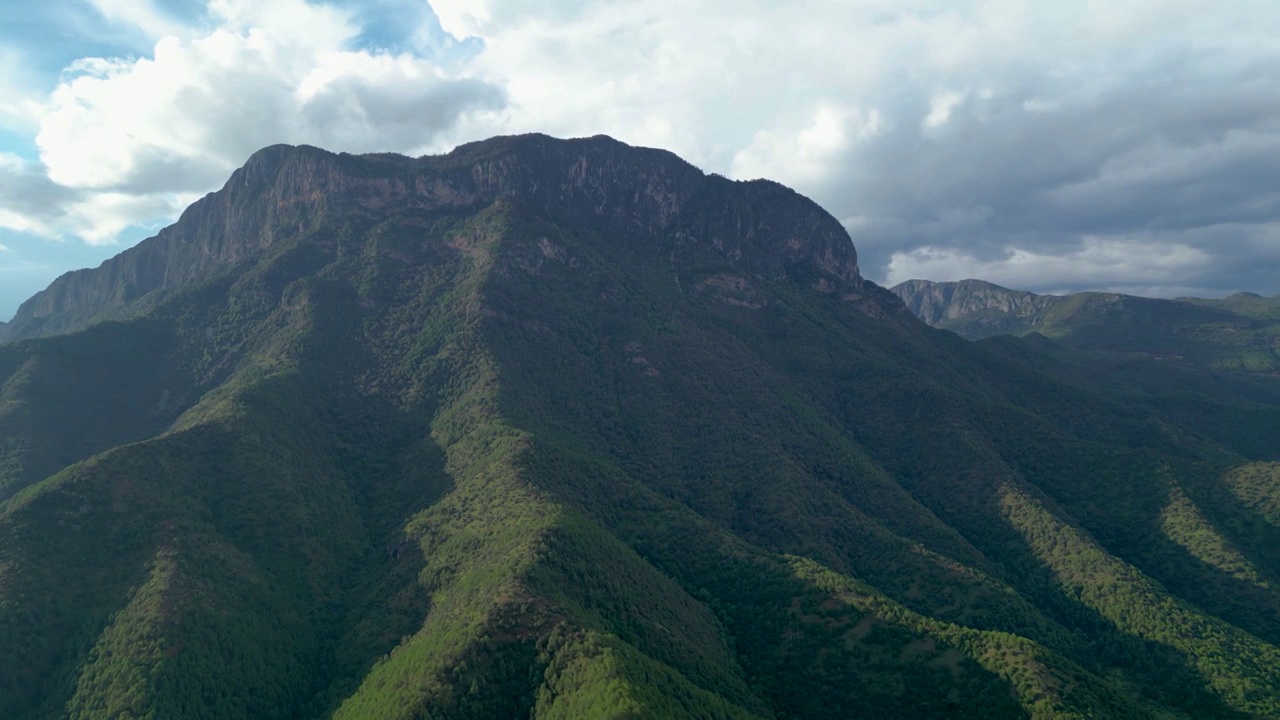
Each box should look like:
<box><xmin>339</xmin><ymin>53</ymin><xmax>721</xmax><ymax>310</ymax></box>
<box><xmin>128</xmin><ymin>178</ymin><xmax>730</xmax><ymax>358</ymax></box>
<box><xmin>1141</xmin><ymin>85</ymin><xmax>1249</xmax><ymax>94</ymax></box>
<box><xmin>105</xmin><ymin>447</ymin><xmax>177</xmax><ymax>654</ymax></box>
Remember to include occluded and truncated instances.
<box><xmin>2</xmin><ymin>134</ymin><xmax>1279</xmax><ymax>718</ymax></box>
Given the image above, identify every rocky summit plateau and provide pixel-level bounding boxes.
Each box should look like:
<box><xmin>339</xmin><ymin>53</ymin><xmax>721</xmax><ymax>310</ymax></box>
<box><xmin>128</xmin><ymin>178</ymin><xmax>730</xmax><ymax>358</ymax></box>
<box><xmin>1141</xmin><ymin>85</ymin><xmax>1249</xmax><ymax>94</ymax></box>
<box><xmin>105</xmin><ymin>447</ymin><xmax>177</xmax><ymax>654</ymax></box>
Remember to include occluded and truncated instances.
<box><xmin>3</xmin><ymin>134</ymin><xmax>1280</xmax><ymax>719</ymax></box>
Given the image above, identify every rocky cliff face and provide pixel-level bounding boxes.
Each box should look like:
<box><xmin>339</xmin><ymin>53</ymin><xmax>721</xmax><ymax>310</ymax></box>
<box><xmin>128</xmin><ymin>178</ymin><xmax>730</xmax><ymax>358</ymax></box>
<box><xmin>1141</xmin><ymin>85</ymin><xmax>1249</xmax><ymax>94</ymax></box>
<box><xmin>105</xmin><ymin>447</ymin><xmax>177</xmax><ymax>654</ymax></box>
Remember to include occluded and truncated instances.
<box><xmin>891</xmin><ymin>279</ymin><xmax>1056</xmax><ymax>329</ymax></box>
<box><xmin>0</xmin><ymin>134</ymin><xmax>861</xmax><ymax>343</ymax></box>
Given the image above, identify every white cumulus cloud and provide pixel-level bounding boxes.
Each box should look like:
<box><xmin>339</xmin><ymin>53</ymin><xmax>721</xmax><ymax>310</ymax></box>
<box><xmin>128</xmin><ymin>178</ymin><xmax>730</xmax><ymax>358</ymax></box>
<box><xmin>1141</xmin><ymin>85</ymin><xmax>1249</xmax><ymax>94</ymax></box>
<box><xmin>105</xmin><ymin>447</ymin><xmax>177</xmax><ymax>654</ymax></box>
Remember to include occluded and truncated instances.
<box><xmin>732</xmin><ymin>105</ymin><xmax>882</xmax><ymax>187</ymax></box>
<box><xmin>5</xmin><ymin>0</ymin><xmax>502</xmax><ymax>243</ymax></box>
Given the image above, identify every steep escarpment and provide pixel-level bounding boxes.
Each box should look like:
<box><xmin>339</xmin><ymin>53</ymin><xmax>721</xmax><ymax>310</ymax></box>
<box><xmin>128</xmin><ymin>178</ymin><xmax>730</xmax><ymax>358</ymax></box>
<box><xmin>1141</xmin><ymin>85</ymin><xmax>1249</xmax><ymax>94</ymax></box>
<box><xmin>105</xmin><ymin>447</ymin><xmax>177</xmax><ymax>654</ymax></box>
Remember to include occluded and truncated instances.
<box><xmin>1</xmin><ymin>135</ymin><xmax>859</xmax><ymax>344</ymax></box>
<box><xmin>891</xmin><ymin>279</ymin><xmax>1057</xmax><ymax>333</ymax></box>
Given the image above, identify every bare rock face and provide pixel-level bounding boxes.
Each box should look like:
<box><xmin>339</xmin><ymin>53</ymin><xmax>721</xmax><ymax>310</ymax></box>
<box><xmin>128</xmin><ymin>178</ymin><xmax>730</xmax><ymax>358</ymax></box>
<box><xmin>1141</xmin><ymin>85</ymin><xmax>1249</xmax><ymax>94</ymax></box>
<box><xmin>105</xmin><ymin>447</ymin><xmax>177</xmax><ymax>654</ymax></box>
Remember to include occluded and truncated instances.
<box><xmin>1</xmin><ymin>134</ymin><xmax>862</xmax><ymax>344</ymax></box>
<box><xmin>891</xmin><ymin>279</ymin><xmax>1055</xmax><ymax>327</ymax></box>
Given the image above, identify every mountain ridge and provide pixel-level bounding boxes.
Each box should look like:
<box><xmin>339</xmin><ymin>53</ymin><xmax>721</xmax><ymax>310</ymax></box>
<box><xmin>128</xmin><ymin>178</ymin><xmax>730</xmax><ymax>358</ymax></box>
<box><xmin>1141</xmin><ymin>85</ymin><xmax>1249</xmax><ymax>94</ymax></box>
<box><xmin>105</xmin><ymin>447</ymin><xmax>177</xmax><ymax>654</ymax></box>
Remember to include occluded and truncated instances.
<box><xmin>890</xmin><ymin>278</ymin><xmax>1056</xmax><ymax>330</ymax></box>
<box><xmin>2</xmin><ymin>136</ymin><xmax>1280</xmax><ymax>719</ymax></box>
<box><xmin>1</xmin><ymin>134</ymin><xmax>862</xmax><ymax>344</ymax></box>
<box><xmin>891</xmin><ymin>278</ymin><xmax>1280</xmax><ymax>372</ymax></box>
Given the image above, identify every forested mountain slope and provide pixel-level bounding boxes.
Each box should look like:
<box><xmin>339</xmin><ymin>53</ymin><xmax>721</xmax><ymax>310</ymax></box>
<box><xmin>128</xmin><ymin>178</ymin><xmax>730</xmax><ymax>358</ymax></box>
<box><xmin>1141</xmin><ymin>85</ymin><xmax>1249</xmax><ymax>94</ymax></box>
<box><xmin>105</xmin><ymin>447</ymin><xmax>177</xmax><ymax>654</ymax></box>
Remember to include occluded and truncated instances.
<box><xmin>3</xmin><ymin>135</ymin><xmax>1280</xmax><ymax>719</ymax></box>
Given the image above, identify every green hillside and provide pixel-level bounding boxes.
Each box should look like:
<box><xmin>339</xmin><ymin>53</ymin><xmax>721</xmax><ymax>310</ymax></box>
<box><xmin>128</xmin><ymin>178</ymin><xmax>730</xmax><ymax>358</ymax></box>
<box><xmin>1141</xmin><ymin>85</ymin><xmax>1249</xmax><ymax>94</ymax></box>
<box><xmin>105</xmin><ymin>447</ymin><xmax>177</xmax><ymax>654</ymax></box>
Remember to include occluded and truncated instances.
<box><xmin>3</xmin><ymin>135</ymin><xmax>1280</xmax><ymax>718</ymax></box>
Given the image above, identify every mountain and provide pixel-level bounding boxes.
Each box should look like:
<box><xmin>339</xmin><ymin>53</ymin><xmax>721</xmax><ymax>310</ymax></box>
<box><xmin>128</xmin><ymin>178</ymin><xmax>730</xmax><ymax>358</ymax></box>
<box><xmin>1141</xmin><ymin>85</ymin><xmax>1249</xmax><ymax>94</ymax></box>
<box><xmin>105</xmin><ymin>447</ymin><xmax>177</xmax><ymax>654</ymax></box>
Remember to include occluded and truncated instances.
<box><xmin>891</xmin><ymin>279</ymin><xmax>1280</xmax><ymax>373</ymax></box>
<box><xmin>3</xmin><ymin>134</ymin><xmax>1280</xmax><ymax>719</ymax></box>
<box><xmin>890</xmin><ymin>279</ymin><xmax>1057</xmax><ymax>336</ymax></box>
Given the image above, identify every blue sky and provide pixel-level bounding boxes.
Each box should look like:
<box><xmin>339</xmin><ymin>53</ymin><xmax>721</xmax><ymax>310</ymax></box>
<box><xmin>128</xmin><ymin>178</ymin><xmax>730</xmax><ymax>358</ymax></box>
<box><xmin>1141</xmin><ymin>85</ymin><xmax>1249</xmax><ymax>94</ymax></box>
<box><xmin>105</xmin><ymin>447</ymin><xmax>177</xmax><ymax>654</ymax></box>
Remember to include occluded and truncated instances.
<box><xmin>2</xmin><ymin>1</ymin><xmax>1280</xmax><ymax>320</ymax></box>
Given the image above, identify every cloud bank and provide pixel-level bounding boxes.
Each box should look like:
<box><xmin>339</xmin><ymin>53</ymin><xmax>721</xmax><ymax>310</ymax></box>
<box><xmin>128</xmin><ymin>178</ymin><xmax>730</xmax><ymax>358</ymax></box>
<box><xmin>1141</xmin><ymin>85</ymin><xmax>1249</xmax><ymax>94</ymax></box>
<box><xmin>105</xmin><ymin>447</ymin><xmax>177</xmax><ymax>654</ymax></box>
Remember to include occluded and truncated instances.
<box><xmin>429</xmin><ymin>0</ymin><xmax>1280</xmax><ymax>296</ymax></box>
<box><xmin>3</xmin><ymin>0</ymin><xmax>1280</xmax><ymax>300</ymax></box>
<box><xmin>2</xmin><ymin>0</ymin><xmax>502</xmax><ymax>244</ymax></box>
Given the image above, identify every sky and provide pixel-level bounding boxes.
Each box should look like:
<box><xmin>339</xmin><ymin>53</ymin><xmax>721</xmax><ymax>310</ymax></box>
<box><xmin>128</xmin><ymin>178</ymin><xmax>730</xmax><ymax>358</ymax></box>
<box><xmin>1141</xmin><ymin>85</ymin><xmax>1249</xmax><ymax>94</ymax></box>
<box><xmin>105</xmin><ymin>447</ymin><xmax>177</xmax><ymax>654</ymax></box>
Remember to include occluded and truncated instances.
<box><xmin>1</xmin><ymin>1</ymin><xmax>1279</xmax><ymax>320</ymax></box>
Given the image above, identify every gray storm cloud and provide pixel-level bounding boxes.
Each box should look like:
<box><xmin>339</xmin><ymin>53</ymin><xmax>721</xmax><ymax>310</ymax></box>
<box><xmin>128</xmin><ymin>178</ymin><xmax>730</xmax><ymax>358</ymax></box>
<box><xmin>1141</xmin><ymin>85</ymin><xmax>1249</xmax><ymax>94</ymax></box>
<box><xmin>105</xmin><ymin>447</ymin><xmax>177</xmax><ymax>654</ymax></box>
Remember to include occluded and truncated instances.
<box><xmin>809</xmin><ymin>47</ymin><xmax>1280</xmax><ymax>296</ymax></box>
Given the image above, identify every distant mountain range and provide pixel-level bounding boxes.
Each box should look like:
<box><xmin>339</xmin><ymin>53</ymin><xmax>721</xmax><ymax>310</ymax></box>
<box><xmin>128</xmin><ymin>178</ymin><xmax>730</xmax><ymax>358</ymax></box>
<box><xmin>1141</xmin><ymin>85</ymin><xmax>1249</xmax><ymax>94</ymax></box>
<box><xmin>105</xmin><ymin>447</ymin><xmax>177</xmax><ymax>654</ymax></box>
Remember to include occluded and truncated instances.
<box><xmin>3</xmin><ymin>135</ymin><xmax>1280</xmax><ymax>719</ymax></box>
<box><xmin>892</xmin><ymin>278</ymin><xmax>1280</xmax><ymax>373</ymax></box>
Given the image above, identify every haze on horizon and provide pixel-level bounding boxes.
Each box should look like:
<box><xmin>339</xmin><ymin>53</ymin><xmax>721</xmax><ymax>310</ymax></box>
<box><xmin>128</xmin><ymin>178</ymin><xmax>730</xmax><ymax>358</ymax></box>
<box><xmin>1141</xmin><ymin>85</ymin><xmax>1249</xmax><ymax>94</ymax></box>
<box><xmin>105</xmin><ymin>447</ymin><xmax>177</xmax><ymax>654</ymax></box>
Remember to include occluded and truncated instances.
<box><xmin>1</xmin><ymin>0</ymin><xmax>1278</xmax><ymax>320</ymax></box>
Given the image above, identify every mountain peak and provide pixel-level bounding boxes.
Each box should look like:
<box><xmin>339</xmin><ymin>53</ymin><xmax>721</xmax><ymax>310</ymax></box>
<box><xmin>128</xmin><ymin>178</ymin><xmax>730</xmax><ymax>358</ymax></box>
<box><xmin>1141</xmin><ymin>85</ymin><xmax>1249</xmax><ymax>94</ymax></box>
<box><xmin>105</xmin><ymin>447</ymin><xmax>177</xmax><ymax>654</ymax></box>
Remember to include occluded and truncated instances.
<box><xmin>890</xmin><ymin>278</ymin><xmax>1047</xmax><ymax>328</ymax></box>
<box><xmin>1</xmin><ymin>134</ymin><xmax>862</xmax><ymax>343</ymax></box>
